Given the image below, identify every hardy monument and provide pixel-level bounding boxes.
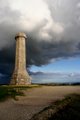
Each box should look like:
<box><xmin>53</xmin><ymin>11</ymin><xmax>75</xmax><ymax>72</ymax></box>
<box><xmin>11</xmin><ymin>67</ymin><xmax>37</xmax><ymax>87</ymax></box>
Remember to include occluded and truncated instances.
<box><xmin>10</xmin><ymin>32</ymin><xmax>31</xmax><ymax>85</ymax></box>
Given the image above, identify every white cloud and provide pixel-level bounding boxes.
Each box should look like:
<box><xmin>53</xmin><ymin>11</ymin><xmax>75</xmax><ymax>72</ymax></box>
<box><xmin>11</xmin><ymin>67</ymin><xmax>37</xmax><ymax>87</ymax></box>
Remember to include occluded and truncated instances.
<box><xmin>0</xmin><ymin>0</ymin><xmax>64</xmax><ymax>36</ymax></box>
<box><xmin>38</xmin><ymin>18</ymin><xmax>64</xmax><ymax>41</ymax></box>
<box><xmin>7</xmin><ymin>0</ymin><xmax>50</xmax><ymax>31</ymax></box>
<box><xmin>0</xmin><ymin>0</ymin><xmax>80</xmax><ymax>43</ymax></box>
<box><xmin>77</xmin><ymin>2</ymin><xmax>80</xmax><ymax>8</ymax></box>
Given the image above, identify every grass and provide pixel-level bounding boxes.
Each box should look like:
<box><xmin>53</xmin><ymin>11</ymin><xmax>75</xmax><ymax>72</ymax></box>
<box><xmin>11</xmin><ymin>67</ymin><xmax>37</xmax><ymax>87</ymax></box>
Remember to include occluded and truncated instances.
<box><xmin>31</xmin><ymin>94</ymin><xmax>80</xmax><ymax>120</ymax></box>
<box><xmin>0</xmin><ymin>84</ymin><xmax>40</xmax><ymax>101</ymax></box>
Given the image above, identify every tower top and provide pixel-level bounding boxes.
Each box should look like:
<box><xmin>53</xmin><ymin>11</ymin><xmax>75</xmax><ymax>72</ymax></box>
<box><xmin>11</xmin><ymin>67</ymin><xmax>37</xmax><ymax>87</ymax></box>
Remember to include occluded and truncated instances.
<box><xmin>15</xmin><ymin>32</ymin><xmax>27</xmax><ymax>39</ymax></box>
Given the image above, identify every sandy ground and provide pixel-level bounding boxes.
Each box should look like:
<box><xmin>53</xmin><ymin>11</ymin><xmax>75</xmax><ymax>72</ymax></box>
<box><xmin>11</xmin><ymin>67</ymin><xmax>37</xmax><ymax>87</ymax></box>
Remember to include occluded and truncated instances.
<box><xmin>0</xmin><ymin>86</ymin><xmax>80</xmax><ymax>120</ymax></box>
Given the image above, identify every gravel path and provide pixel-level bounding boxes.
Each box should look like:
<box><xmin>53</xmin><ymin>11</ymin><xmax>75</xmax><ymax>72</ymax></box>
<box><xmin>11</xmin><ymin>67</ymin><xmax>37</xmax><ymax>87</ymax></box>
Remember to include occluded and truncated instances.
<box><xmin>0</xmin><ymin>86</ymin><xmax>80</xmax><ymax>120</ymax></box>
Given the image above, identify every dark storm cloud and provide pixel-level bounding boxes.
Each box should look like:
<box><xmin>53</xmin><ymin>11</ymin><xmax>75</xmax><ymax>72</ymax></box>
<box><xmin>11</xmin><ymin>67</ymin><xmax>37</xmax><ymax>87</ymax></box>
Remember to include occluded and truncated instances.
<box><xmin>0</xmin><ymin>0</ymin><xmax>80</xmax><ymax>75</ymax></box>
<box><xmin>27</xmin><ymin>37</ymin><xmax>80</xmax><ymax>67</ymax></box>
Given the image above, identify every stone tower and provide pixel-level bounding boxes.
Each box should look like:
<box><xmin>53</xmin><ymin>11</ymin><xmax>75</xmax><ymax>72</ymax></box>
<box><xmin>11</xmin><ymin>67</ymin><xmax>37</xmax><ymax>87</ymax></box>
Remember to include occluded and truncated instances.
<box><xmin>10</xmin><ymin>32</ymin><xmax>31</xmax><ymax>85</ymax></box>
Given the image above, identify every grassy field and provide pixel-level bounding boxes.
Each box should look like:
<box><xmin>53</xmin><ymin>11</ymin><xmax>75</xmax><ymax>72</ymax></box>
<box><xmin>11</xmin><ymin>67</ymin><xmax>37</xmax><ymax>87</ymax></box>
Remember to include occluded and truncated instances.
<box><xmin>0</xmin><ymin>85</ymin><xmax>39</xmax><ymax>101</ymax></box>
<box><xmin>31</xmin><ymin>94</ymin><xmax>80</xmax><ymax>120</ymax></box>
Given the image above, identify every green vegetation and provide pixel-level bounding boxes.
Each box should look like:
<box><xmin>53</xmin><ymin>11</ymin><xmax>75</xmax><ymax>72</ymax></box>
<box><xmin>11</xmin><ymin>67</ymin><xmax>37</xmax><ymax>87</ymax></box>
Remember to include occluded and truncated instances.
<box><xmin>0</xmin><ymin>84</ymin><xmax>40</xmax><ymax>101</ymax></box>
<box><xmin>31</xmin><ymin>94</ymin><xmax>80</xmax><ymax>120</ymax></box>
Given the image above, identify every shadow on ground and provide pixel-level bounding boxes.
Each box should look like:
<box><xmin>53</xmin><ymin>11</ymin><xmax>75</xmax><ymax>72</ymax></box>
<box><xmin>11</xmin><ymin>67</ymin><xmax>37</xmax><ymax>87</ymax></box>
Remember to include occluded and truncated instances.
<box><xmin>31</xmin><ymin>94</ymin><xmax>80</xmax><ymax>120</ymax></box>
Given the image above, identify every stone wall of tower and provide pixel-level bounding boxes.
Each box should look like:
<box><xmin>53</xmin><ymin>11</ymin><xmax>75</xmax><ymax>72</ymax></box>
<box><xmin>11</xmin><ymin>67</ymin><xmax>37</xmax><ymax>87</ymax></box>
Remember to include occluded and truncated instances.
<box><xmin>15</xmin><ymin>37</ymin><xmax>26</xmax><ymax>71</ymax></box>
<box><xmin>10</xmin><ymin>33</ymin><xmax>31</xmax><ymax>85</ymax></box>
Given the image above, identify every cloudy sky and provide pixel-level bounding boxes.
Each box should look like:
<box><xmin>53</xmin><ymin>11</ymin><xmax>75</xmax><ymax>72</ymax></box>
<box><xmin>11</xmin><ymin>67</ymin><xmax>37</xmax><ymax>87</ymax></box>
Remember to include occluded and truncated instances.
<box><xmin>0</xmin><ymin>0</ymin><xmax>80</xmax><ymax>78</ymax></box>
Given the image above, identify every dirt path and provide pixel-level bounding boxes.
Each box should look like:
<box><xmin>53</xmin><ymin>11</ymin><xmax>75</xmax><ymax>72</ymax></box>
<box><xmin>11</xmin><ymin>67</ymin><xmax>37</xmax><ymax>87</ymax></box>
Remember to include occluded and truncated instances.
<box><xmin>0</xmin><ymin>86</ymin><xmax>80</xmax><ymax>120</ymax></box>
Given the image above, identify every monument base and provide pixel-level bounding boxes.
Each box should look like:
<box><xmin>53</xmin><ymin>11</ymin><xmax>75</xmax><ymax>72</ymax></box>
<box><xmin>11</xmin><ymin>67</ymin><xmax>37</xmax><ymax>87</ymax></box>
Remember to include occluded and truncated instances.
<box><xmin>10</xmin><ymin>70</ymin><xmax>31</xmax><ymax>85</ymax></box>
